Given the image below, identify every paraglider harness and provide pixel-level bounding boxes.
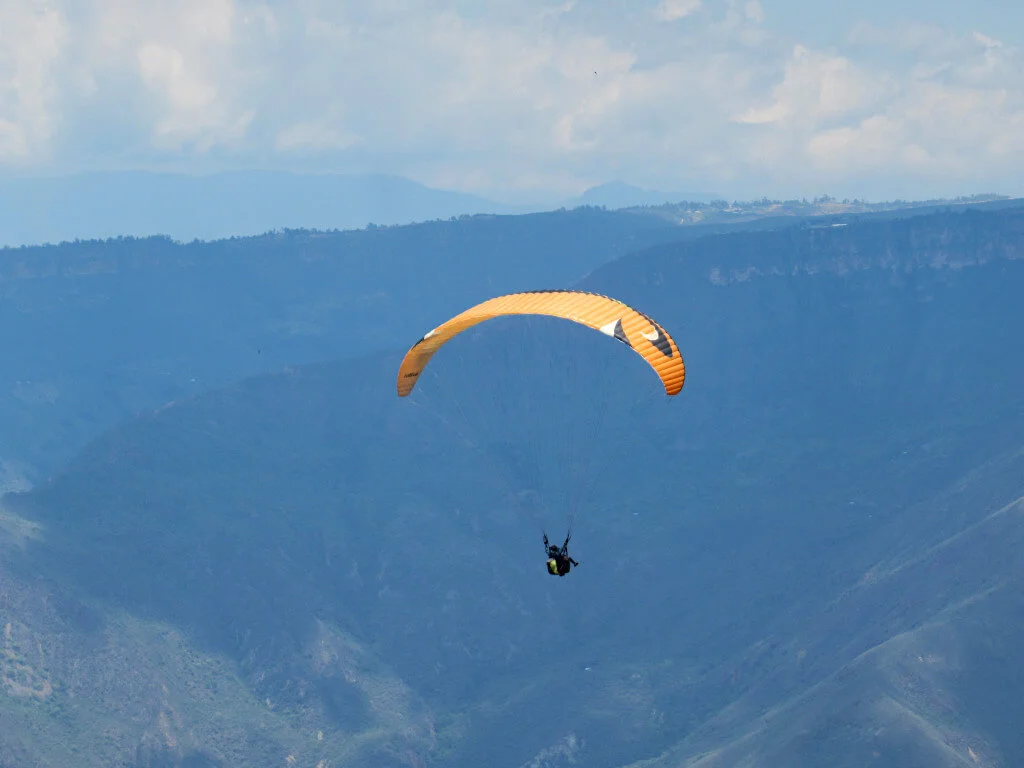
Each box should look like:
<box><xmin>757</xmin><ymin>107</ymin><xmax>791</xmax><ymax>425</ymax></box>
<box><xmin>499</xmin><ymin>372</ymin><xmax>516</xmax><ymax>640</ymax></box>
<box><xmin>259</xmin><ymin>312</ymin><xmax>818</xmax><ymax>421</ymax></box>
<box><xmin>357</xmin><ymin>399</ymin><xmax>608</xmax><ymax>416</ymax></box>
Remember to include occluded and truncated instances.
<box><xmin>544</xmin><ymin>533</ymin><xmax>579</xmax><ymax>576</ymax></box>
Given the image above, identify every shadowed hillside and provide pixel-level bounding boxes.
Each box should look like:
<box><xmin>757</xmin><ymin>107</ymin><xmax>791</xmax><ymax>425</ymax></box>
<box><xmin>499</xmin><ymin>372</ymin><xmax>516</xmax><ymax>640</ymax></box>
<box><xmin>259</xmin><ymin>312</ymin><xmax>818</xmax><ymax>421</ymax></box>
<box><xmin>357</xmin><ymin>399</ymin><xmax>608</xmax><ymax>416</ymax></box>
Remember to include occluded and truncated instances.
<box><xmin>3</xmin><ymin>198</ymin><xmax>1013</xmax><ymax>489</ymax></box>
<box><xmin>3</xmin><ymin>205</ymin><xmax>1024</xmax><ymax>766</ymax></box>
<box><xmin>1</xmin><ymin>206</ymin><xmax>694</xmax><ymax>484</ymax></box>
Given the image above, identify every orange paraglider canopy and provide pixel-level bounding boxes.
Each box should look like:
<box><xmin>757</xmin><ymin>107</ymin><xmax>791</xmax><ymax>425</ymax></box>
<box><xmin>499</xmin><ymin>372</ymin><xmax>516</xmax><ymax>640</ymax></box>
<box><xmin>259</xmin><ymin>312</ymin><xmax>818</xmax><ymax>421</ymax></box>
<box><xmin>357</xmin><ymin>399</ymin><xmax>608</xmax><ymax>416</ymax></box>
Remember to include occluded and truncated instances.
<box><xmin>396</xmin><ymin>290</ymin><xmax>685</xmax><ymax>397</ymax></box>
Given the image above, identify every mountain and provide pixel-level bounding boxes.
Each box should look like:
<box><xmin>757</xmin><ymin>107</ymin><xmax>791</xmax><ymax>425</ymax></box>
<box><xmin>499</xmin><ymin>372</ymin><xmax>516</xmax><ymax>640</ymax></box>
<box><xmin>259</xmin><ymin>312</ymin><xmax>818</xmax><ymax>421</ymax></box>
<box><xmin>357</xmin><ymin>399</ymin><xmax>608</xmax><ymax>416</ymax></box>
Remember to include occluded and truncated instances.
<box><xmin>3</xmin><ymin>204</ymin><xmax>1024</xmax><ymax>765</ymax></box>
<box><xmin>0</xmin><ymin>206</ymin><xmax>693</xmax><ymax>483</ymax></box>
<box><xmin>0</xmin><ymin>171</ymin><xmax>526</xmax><ymax>247</ymax></box>
<box><xmin>9</xmin><ymin>194</ymin><xmax>979</xmax><ymax>486</ymax></box>
<box><xmin>573</xmin><ymin>180</ymin><xmax>720</xmax><ymax>209</ymax></box>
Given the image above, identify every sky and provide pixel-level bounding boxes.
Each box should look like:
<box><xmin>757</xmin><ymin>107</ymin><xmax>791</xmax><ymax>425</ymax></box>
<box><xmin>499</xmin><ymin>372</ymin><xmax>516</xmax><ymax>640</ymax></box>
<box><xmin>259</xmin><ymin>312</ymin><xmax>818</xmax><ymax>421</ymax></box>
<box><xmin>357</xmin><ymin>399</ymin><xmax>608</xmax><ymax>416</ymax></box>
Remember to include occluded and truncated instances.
<box><xmin>1</xmin><ymin>0</ymin><xmax>1022</xmax><ymax>202</ymax></box>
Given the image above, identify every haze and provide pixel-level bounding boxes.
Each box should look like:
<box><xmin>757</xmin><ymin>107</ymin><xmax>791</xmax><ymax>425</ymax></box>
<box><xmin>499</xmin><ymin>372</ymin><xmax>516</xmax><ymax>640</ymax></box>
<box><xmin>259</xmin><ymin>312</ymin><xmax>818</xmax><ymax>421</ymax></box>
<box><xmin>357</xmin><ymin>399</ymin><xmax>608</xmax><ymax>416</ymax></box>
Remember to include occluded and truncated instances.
<box><xmin>3</xmin><ymin>0</ymin><xmax>1022</xmax><ymax>202</ymax></box>
<box><xmin>1</xmin><ymin>2</ymin><xmax>1024</xmax><ymax>767</ymax></box>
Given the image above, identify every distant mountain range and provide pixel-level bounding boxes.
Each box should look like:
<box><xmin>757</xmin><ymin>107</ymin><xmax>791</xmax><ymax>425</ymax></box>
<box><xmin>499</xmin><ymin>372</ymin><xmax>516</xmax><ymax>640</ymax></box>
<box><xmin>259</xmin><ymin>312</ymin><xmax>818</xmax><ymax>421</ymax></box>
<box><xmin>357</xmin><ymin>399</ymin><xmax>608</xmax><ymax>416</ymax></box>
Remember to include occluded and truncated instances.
<box><xmin>0</xmin><ymin>171</ymin><xmax>518</xmax><ymax>246</ymax></box>
<box><xmin>3</xmin><ymin>202</ymin><xmax>1024</xmax><ymax>766</ymax></box>
<box><xmin>575</xmin><ymin>179</ymin><xmax>721</xmax><ymax>208</ymax></box>
<box><xmin>0</xmin><ymin>171</ymin><xmax>725</xmax><ymax>247</ymax></box>
<box><xmin>0</xmin><ymin>206</ymin><xmax>690</xmax><ymax>482</ymax></box>
<box><xmin>0</xmin><ymin>169</ymin><xmax>1007</xmax><ymax>249</ymax></box>
<box><xmin>5</xmin><ymin>198</ymin><xmax>1012</xmax><ymax>488</ymax></box>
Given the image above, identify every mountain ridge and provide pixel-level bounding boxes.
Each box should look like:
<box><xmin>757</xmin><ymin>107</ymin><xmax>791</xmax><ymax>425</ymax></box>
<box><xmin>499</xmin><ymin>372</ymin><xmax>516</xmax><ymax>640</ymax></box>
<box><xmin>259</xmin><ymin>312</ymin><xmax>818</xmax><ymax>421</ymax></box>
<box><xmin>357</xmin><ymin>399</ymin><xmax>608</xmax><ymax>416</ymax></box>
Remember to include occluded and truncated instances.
<box><xmin>4</xmin><ymin>202</ymin><xmax>1024</xmax><ymax>766</ymax></box>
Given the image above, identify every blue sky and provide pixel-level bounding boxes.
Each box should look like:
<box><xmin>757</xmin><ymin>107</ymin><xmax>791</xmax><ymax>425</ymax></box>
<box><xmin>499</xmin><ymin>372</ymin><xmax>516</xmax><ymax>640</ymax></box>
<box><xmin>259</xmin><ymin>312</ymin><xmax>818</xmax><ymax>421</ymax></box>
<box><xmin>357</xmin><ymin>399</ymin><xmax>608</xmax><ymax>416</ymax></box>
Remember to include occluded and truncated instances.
<box><xmin>1</xmin><ymin>0</ymin><xmax>1021</xmax><ymax>202</ymax></box>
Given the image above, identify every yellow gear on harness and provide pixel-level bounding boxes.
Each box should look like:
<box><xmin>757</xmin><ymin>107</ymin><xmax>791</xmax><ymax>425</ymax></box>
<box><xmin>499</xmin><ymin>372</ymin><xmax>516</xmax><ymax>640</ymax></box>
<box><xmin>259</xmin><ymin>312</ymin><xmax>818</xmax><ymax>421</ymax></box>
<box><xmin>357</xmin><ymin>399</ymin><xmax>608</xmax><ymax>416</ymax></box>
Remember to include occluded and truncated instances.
<box><xmin>547</xmin><ymin>558</ymin><xmax>560</xmax><ymax>575</ymax></box>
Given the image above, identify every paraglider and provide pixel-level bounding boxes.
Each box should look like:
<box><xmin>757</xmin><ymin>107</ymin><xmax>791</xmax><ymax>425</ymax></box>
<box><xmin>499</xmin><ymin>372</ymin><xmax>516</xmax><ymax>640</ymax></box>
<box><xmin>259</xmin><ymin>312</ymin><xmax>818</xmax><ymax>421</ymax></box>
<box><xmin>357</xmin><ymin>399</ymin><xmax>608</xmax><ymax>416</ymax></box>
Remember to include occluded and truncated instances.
<box><xmin>544</xmin><ymin>532</ymin><xmax>579</xmax><ymax>576</ymax></box>
<box><xmin>396</xmin><ymin>289</ymin><xmax>685</xmax><ymax>397</ymax></box>
<box><xmin>396</xmin><ymin>289</ymin><xmax>686</xmax><ymax>577</ymax></box>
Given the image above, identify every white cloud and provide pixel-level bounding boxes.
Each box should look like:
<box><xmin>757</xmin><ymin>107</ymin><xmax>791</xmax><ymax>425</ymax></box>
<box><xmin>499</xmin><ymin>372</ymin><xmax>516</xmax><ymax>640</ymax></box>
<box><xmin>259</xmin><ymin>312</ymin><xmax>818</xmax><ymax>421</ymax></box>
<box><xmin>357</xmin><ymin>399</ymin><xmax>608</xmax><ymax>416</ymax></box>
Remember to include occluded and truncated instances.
<box><xmin>0</xmin><ymin>2</ymin><xmax>68</xmax><ymax>161</ymax></box>
<box><xmin>802</xmin><ymin>32</ymin><xmax>1023</xmax><ymax>183</ymax></box>
<box><xmin>972</xmin><ymin>31</ymin><xmax>1000</xmax><ymax>49</ymax></box>
<box><xmin>654</xmin><ymin>0</ymin><xmax>701</xmax><ymax>22</ymax></box>
<box><xmin>805</xmin><ymin>82</ymin><xmax>1024</xmax><ymax>177</ymax></box>
<box><xmin>0</xmin><ymin>1</ymin><xmax>1020</xmax><ymax>199</ymax></box>
<box><xmin>734</xmin><ymin>45</ymin><xmax>888</xmax><ymax>127</ymax></box>
<box><xmin>538</xmin><ymin>0</ymin><xmax>577</xmax><ymax>21</ymax></box>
